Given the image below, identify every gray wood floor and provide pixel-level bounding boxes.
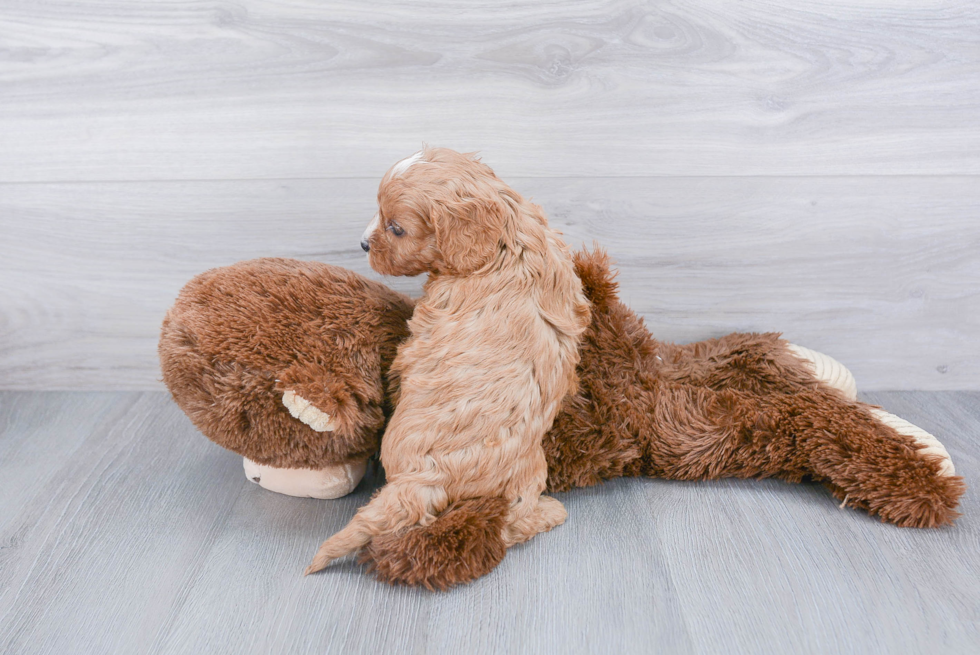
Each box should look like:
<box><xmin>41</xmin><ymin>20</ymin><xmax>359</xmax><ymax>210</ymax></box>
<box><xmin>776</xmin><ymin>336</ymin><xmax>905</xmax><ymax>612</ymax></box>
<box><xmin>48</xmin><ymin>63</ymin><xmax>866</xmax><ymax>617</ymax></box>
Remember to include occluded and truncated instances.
<box><xmin>1</xmin><ymin>1</ymin><xmax>979</xmax><ymax>391</ymax></box>
<box><xmin>0</xmin><ymin>390</ymin><xmax>977</xmax><ymax>655</ymax></box>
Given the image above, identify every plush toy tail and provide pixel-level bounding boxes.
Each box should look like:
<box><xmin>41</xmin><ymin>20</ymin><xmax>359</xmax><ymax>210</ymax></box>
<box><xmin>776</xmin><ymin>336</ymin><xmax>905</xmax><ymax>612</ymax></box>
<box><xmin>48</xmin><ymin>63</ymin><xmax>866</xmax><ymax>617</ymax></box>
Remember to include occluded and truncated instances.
<box><xmin>357</xmin><ymin>496</ymin><xmax>510</xmax><ymax>591</ymax></box>
<box><xmin>781</xmin><ymin>390</ymin><xmax>966</xmax><ymax>528</ymax></box>
<box><xmin>572</xmin><ymin>246</ymin><xmax>618</xmax><ymax>314</ymax></box>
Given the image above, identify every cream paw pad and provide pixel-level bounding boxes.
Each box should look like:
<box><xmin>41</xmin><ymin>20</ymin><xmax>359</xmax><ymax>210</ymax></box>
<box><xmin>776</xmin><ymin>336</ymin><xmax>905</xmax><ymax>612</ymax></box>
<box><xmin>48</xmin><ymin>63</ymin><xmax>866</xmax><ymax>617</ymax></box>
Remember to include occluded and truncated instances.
<box><xmin>282</xmin><ymin>390</ymin><xmax>336</xmax><ymax>432</ymax></box>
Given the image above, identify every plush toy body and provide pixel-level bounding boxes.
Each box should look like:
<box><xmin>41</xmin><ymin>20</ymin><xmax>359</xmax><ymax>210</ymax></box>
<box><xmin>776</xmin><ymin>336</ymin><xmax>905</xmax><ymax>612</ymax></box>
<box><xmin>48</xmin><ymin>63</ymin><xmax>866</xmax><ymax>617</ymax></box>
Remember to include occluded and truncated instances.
<box><xmin>160</xmin><ymin>252</ymin><xmax>965</xmax><ymax>590</ymax></box>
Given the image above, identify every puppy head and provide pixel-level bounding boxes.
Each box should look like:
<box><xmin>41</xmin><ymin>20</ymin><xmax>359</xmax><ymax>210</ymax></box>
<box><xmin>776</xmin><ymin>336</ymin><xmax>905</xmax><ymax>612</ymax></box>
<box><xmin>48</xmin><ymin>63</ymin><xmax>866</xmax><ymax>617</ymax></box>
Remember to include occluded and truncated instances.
<box><xmin>362</xmin><ymin>147</ymin><xmax>511</xmax><ymax>277</ymax></box>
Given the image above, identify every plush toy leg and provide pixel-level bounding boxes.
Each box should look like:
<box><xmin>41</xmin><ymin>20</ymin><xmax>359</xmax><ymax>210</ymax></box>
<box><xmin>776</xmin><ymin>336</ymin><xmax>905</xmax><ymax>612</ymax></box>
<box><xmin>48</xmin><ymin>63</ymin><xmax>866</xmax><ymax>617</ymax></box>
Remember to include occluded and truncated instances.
<box><xmin>780</xmin><ymin>391</ymin><xmax>965</xmax><ymax>527</ymax></box>
<box><xmin>640</xmin><ymin>382</ymin><xmax>964</xmax><ymax>528</ymax></box>
<box><xmin>352</xmin><ymin>494</ymin><xmax>564</xmax><ymax>589</ymax></box>
<box><xmin>783</xmin><ymin>344</ymin><xmax>956</xmax><ymax>477</ymax></box>
<box><xmin>655</xmin><ymin>334</ymin><xmax>857</xmax><ymax>399</ymax></box>
<box><xmin>784</xmin><ymin>344</ymin><xmax>956</xmax><ymax>476</ymax></box>
<box><xmin>243</xmin><ymin>457</ymin><xmax>367</xmax><ymax>499</ymax></box>
<box><xmin>785</xmin><ymin>344</ymin><xmax>858</xmax><ymax>400</ymax></box>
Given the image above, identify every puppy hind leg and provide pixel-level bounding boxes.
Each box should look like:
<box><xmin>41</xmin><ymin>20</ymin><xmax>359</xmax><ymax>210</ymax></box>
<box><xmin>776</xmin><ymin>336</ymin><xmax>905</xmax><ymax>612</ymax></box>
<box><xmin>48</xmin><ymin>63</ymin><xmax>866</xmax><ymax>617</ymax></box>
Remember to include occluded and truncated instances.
<box><xmin>501</xmin><ymin>495</ymin><xmax>568</xmax><ymax>547</ymax></box>
<box><xmin>532</xmin><ymin>495</ymin><xmax>568</xmax><ymax>532</ymax></box>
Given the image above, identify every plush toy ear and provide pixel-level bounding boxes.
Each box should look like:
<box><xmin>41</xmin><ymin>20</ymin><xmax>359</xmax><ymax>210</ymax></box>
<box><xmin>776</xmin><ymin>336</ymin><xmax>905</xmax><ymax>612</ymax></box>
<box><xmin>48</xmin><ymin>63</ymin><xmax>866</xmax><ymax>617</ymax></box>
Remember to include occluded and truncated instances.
<box><xmin>431</xmin><ymin>195</ymin><xmax>507</xmax><ymax>275</ymax></box>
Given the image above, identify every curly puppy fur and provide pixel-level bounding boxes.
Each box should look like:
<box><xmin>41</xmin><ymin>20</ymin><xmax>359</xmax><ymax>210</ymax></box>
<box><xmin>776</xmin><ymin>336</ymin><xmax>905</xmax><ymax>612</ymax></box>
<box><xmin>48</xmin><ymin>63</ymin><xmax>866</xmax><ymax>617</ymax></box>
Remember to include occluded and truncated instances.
<box><xmin>305</xmin><ymin>147</ymin><xmax>591</xmax><ymax>574</ymax></box>
<box><xmin>160</xmin><ymin>258</ymin><xmax>414</xmax><ymax>469</ymax></box>
<box><xmin>360</xmin><ymin>249</ymin><xmax>966</xmax><ymax>589</ymax></box>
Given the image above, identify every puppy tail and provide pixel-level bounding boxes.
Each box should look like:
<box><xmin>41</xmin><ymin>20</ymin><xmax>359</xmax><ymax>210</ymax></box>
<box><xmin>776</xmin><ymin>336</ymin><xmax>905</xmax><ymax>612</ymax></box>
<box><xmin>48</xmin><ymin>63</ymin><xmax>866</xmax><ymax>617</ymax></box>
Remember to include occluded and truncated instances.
<box><xmin>304</xmin><ymin>484</ymin><xmax>432</xmax><ymax>575</ymax></box>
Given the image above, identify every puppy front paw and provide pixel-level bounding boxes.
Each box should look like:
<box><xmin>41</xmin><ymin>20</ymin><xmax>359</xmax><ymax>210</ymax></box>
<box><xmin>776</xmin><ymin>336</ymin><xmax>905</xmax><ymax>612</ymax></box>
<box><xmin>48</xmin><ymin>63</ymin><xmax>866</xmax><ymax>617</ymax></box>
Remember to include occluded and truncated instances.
<box><xmin>282</xmin><ymin>390</ymin><xmax>337</xmax><ymax>432</ymax></box>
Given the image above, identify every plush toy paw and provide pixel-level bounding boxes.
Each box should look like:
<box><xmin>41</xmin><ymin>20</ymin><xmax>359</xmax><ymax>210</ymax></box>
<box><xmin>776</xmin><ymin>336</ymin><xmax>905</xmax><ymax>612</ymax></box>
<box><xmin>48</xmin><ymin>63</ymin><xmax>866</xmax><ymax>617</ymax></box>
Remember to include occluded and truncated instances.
<box><xmin>786</xmin><ymin>344</ymin><xmax>955</xmax><ymax>476</ymax></box>
<box><xmin>869</xmin><ymin>408</ymin><xmax>956</xmax><ymax>477</ymax></box>
<box><xmin>282</xmin><ymin>390</ymin><xmax>337</xmax><ymax>432</ymax></box>
<box><xmin>786</xmin><ymin>343</ymin><xmax>858</xmax><ymax>401</ymax></box>
<box><xmin>243</xmin><ymin>457</ymin><xmax>367</xmax><ymax>499</ymax></box>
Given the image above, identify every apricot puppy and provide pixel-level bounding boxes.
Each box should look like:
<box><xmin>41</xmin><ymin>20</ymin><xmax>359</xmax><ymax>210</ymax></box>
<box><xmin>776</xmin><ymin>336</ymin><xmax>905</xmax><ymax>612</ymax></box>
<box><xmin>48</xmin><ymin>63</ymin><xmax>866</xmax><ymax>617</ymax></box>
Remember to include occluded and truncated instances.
<box><xmin>305</xmin><ymin>147</ymin><xmax>590</xmax><ymax>574</ymax></box>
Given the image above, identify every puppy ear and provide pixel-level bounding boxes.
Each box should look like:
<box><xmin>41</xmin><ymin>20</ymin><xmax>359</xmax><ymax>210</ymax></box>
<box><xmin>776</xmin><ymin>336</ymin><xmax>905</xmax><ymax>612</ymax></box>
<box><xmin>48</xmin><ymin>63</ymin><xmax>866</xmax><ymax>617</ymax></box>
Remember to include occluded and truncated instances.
<box><xmin>431</xmin><ymin>196</ymin><xmax>506</xmax><ymax>275</ymax></box>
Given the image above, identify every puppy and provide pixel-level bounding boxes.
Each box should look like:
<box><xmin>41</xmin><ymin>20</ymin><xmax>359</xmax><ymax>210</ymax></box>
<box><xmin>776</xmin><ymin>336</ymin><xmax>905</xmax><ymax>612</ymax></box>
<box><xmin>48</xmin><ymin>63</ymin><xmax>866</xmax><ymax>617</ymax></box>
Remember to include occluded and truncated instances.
<box><xmin>305</xmin><ymin>147</ymin><xmax>590</xmax><ymax>574</ymax></box>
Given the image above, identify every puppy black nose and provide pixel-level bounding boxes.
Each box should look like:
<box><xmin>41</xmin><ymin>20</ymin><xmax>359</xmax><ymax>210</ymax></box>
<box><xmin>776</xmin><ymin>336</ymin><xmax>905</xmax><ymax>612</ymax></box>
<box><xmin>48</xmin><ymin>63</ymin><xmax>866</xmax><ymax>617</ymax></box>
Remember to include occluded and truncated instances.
<box><xmin>360</xmin><ymin>239</ymin><xmax>370</xmax><ymax>252</ymax></box>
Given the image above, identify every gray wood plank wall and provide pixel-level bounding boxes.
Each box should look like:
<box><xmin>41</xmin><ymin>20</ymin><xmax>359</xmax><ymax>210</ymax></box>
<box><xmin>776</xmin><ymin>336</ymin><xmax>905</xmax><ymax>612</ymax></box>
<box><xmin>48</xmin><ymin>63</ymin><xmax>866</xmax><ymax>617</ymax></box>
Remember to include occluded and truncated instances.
<box><xmin>1</xmin><ymin>1</ymin><xmax>978</xmax><ymax>390</ymax></box>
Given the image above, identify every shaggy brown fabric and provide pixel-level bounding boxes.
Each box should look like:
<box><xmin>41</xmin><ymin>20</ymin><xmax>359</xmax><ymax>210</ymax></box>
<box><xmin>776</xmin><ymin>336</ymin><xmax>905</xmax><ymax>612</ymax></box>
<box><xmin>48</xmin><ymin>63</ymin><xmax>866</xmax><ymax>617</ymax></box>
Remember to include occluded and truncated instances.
<box><xmin>553</xmin><ymin>250</ymin><xmax>965</xmax><ymax>526</ymax></box>
<box><xmin>159</xmin><ymin>258</ymin><xmax>414</xmax><ymax>469</ymax></box>
<box><xmin>161</xmin><ymin>250</ymin><xmax>965</xmax><ymax>590</ymax></box>
<box><xmin>359</xmin><ymin>496</ymin><xmax>510</xmax><ymax>591</ymax></box>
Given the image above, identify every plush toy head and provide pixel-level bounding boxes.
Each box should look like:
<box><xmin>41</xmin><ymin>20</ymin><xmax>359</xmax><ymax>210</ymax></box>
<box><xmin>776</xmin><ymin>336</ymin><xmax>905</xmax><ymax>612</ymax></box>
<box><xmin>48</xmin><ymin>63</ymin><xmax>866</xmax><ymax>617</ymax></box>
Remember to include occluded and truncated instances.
<box><xmin>159</xmin><ymin>258</ymin><xmax>414</xmax><ymax>498</ymax></box>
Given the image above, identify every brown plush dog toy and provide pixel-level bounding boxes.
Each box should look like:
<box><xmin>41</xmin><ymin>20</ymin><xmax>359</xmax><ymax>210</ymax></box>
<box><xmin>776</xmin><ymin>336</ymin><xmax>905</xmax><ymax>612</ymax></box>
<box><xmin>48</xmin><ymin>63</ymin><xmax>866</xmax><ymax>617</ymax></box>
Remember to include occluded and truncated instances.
<box><xmin>160</xmin><ymin>250</ymin><xmax>965</xmax><ymax>590</ymax></box>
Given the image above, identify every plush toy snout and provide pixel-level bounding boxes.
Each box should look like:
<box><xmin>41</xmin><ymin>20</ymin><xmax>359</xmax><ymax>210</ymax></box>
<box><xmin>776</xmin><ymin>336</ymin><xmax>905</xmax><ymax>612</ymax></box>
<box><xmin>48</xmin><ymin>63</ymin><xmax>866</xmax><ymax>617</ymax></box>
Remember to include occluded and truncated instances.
<box><xmin>243</xmin><ymin>458</ymin><xmax>368</xmax><ymax>499</ymax></box>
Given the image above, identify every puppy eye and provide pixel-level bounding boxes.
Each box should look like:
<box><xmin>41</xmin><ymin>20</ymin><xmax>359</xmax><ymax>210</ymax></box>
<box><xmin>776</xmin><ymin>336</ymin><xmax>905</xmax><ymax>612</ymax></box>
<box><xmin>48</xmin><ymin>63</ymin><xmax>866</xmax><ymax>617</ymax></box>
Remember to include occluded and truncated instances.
<box><xmin>388</xmin><ymin>223</ymin><xmax>405</xmax><ymax>237</ymax></box>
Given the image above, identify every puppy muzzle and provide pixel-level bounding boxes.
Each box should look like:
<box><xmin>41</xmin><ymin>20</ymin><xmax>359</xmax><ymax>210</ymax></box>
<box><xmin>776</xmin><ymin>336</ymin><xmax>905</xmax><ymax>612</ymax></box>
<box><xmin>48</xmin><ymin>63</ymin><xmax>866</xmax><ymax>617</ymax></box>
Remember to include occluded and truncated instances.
<box><xmin>361</xmin><ymin>213</ymin><xmax>380</xmax><ymax>253</ymax></box>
